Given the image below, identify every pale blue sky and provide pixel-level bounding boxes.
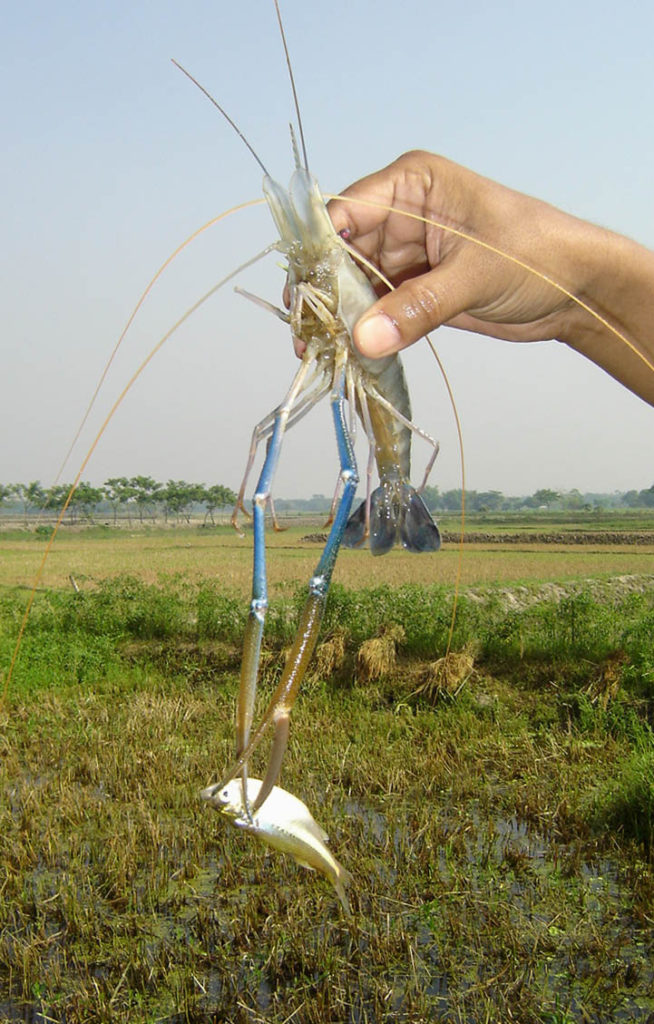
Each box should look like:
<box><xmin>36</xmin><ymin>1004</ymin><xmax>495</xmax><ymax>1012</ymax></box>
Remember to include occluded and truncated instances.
<box><xmin>2</xmin><ymin>0</ymin><xmax>653</xmax><ymax>498</ymax></box>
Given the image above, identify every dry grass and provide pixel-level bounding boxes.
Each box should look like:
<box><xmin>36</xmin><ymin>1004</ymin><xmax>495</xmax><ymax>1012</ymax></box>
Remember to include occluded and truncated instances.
<box><xmin>414</xmin><ymin>649</ymin><xmax>476</xmax><ymax>703</ymax></box>
<box><xmin>356</xmin><ymin>624</ymin><xmax>405</xmax><ymax>684</ymax></box>
<box><xmin>313</xmin><ymin>629</ymin><xmax>348</xmax><ymax>678</ymax></box>
<box><xmin>2</xmin><ymin>524</ymin><xmax>654</xmax><ymax>595</ymax></box>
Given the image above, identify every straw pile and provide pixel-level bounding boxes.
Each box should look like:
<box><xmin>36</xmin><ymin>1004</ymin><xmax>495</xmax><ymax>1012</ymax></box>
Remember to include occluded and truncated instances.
<box><xmin>356</xmin><ymin>624</ymin><xmax>405</xmax><ymax>684</ymax></box>
<box><xmin>415</xmin><ymin>650</ymin><xmax>475</xmax><ymax>703</ymax></box>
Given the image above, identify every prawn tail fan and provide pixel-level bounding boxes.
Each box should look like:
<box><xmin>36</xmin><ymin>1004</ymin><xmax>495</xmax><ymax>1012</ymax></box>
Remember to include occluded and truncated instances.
<box><xmin>343</xmin><ymin>482</ymin><xmax>440</xmax><ymax>555</ymax></box>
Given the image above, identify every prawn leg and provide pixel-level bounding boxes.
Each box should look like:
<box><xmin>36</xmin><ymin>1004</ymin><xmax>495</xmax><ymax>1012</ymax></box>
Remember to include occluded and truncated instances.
<box><xmin>236</xmin><ymin>355</ymin><xmax>318</xmax><ymax>780</ymax></box>
<box><xmin>232</xmin><ymin>364</ymin><xmax>327</xmax><ymax>531</ymax></box>
<box><xmin>208</xmin><ymin>363</ymin><xmax>358</xmax><ymax>812</ymax></box>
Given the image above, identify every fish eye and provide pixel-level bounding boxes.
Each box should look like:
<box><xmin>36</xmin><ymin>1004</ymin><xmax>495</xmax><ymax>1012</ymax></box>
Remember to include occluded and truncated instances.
<box><xmin>222</xmin><ymin>789</ymin><xmax>229</xmax><ymax>800</ymax></box>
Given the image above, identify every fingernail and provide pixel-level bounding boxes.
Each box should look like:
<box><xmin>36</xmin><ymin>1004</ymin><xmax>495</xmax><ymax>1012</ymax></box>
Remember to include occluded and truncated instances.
<box><xmin>355</xmin><ymin>313</ymin><xmax>401</xmax><ymax>358</ymax></box>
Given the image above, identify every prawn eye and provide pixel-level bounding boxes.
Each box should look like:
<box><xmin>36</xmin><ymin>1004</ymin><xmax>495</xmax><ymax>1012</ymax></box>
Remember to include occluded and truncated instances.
<box><xmin>338</xmin><ymin>228</ymin><xmax>351</xmax><ymax>241</ymax></box>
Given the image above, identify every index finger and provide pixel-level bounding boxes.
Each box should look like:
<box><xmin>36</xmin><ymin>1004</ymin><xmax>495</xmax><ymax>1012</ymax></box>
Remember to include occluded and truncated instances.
<box><xmin>327</xmin><ymin>168</ymin><xmax>397</xmax><ymax>241</ymax></box>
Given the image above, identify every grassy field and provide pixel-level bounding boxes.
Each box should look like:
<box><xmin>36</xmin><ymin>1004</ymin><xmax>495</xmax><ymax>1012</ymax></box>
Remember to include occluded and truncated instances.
<box><xmin>1</xmin><ymin>520</ymin><xmax>654</xmax><ymax>596</ymax></box>
<box><xmin>1</xmin><ymin>523</ymin><xmax>653</xmax><ymax>1022</ymax></box>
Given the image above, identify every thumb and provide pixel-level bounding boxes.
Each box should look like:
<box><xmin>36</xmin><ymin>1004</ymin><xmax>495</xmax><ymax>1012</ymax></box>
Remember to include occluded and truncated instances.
<box><xmin>353</xmin><ymin>262</ymin><xmax>477</xmax><ymax>358</ymax></box>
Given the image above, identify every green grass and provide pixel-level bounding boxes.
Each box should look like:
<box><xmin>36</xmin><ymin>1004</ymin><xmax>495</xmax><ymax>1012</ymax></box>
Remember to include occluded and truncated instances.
<box><xmin>589</xmin><ymin>746</ymin><xmax>654</xmax><ymax>853</ymax></box>
<box><xmin>5</xmin><ymin>573</ymin><xmax>654</xmax><ymax>675</ymax></box>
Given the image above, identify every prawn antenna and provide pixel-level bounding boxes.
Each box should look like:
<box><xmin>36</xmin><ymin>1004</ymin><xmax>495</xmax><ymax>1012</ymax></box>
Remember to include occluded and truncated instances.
<box><xmin>171</xmin><ymin>59</ymin><xmax>270</xmax><ymax>177</ymax></box>
<box><xmin>273</xmin><ymin>0</ymin><xmax>309</xmax><ymax>173</ymax></box>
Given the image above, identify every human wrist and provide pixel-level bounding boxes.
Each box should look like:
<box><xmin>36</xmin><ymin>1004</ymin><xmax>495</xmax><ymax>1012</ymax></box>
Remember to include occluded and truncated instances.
<box><xmin>563</xmin><ymin>225</ymin><xmax>652</xmax><ymax>349</ymax></box>
<box><xmin>557</xmin><ymin>221</ymin><xmax>654</xmax><ymax>403</ymax></box>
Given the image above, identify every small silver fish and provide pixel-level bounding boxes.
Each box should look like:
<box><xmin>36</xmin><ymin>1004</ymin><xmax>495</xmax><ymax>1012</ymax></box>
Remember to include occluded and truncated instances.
<box><xmin>201</xmin><ymin>777</ymin><xmax>351</xmax><ymax>914</ymax></box>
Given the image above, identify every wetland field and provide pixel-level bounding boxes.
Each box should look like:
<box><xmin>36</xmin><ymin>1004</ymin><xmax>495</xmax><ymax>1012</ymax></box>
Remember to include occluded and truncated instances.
<box><xmin>1</xmin><ymin>517</ymin><xmax>653</xmax><ymax>1023</ymax></box>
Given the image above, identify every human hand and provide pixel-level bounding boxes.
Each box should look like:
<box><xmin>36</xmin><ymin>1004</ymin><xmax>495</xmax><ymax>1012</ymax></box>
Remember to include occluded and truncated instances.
<box><xmin>327</xmin><ymin>150</ymin><xmax>587</xmax><ymax>359</ymax></box>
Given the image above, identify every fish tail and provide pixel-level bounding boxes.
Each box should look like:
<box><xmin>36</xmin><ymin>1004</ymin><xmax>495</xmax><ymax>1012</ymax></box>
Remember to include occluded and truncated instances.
<box><xmin>334</xmin><ymin>864</ymin><xmax>353</xmax><ymax>915</ymax></box>
<box><xmin>343</xmin><ymin>481</ymin><xmax>440</xmax><ymax>556</ymax></box>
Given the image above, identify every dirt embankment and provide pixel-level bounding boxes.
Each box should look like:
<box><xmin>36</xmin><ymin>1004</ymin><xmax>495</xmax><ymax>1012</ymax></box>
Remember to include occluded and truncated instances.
<box><xmin>302</xmin><ymin>530</ymin><xmax>654</xmax><ymax>547</ymax></box>
<box><xmin>466</xmin><ymin>573</ymin><xmax>654</xmax><ymax>610</ymax></box>
<box><xmin>440</xmin><ymin>531</ymin><xmax>654</xmax><ymax>546</ymax></box>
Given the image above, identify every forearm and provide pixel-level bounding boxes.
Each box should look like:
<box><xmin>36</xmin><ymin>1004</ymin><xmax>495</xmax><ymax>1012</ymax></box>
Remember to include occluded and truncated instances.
<box><xmin>558</xmin><ymin>223</ymin><xmax>654</xmax><ymax>406</ymax></box>
<box><xmin>453</xmin><ymin>170</ymin><xmax>654</xmax><ymax>409</ymax></box>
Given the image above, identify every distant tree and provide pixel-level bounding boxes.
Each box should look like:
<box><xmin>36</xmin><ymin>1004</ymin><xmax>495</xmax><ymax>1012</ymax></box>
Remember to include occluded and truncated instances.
<box><xmin>441</xmin><ymin>489</ymin><xmax>464</xmax><ymax>512</ymax></box>
<box><xmin>45</xmin><ymin>484</ymin><xmax>73</xmax><ymax>518</ymax></box>
<box><xmin>202</xmin><ymin>484</ymin><xmax>237</xmax><ymax>524</ymax></box>
<box><xmin>104</xmin><ymin>477</ymin><xmax>137</xmax><ymax>524</ymax></box>
<box><xmin>560</xmin><ymin>489</ymin><xmax>584</xmax><ymax>511</ymax></box>
<box><xmin>161</xmin><ymin>480</ymin><xmax>204</xmax><ymax>523</ymax></box>
<box><xmin>583</xmin><ymin>490</ymin><xmax>621</xmax><ymax>510</ymax></box>
<box><xmin>473</xmin><ymin>490</ymin><xmax>504</xmax><ymax>512</ymax></box>
<box><xmin>70</xmin><ymin>482</ymin><xmax>104</xmax><ymax>523</ymax></box>
<box><xmin>639</xmin><ymin>485</ymin><xmax>654</xmax><ymax>508</ymax></box>
<box><xmin>502</xmin><ymin>495</ymin><xmax>526</xmax><ymax>511</ymax></box>
<box><xmin>305</xmin><ymin>493</ymin><xmax>331</xmax><ymax>512</ymax></box>
<box><xmin>421</xmin><ymin>485</ymin><xmax>440</xmax><ymax>512</ymax></box>
<box><xmin>129</xmin><ymin>476</ymin><xmax>162</xmax><ymax>522</ymax></box>
<box><xmin>622</xmin><ymin>489</ymin><xmax>641</xmax><ymax>508</ymax></box>
<box><xmin>0</xmin><ymin>483</ymin><xmax>12</xmax><ymax>508</ymax></box>
<box><xmin>529</xmin><ymin>488</ymin><xmax>560</xmax><ymax>508</ymax></box>
<box><xmin>13</xmin><ymin>481</ymin><xmax>46</xmax><ymax>524</ymax></box>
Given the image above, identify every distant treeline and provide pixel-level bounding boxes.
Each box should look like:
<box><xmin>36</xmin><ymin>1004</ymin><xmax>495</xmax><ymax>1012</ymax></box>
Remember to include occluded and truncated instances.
<box><xmin>0</xmin><ymin>477</ymin><xmax>237</xmax><ymax>524</ymax></box>
<box><xmin>274</xmin><ymin>484</ymin><xmax>654</xmax><ymax>514</ymax></box>
<box><xmin>421</xmin><ymin>484</ymin><xmax>654</xmax><ymax>513</ymax></box>
<box><xmin>2</xmin><ymin>478</ymin><xmax>654</xmax><ymax>525</ymax></box>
